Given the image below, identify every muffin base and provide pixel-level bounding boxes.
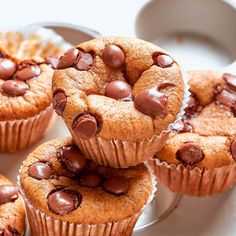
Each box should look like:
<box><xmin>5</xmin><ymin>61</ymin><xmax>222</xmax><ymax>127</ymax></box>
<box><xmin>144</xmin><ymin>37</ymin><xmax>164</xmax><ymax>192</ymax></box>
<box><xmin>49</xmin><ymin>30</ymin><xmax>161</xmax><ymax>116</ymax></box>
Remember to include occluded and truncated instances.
<box><xmin>0</xmin><ymin>105</ymin><xmax>55</xmax><ymax>152</ymax></box>
<box><xmin>150</xmin><ymin>159</ymin><xmax>236</xmax><ymax>196</ymax></box>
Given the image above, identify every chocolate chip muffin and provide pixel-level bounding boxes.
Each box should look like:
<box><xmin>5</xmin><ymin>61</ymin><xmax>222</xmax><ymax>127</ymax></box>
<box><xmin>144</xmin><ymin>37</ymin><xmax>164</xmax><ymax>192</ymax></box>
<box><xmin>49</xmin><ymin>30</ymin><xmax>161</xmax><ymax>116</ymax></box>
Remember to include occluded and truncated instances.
<box><xmin>151</xmin><ymin>71</ymin><xmax>236</xmax><ymax>196</ymax></box>
<box><xmin>52</xmin><ymin>36</ymin><xmax>186</xmax><ymax>168</ymax></box>
<box><xmin>0</xmin><ymin>49</ymin><xmax>57</xmax><ymax>152</ymax></box>
<box><xmin>19</xmin><ymin>137</ymin><xmax>153</xmax><ymax>236</ymax></box>
<box><xmin>0</xmin><ymin>175</ymin><xmax>25</xmax><ymax>235</ymax></box>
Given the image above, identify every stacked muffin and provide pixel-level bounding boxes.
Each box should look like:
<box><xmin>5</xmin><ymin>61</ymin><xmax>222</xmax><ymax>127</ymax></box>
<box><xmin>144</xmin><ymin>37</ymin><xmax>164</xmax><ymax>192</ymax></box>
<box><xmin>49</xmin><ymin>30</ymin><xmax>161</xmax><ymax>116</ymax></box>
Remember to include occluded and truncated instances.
<box><xmin>19</xmin><ymin>36</ymin><xmax>187</xmax><ymax>236</ymax></box>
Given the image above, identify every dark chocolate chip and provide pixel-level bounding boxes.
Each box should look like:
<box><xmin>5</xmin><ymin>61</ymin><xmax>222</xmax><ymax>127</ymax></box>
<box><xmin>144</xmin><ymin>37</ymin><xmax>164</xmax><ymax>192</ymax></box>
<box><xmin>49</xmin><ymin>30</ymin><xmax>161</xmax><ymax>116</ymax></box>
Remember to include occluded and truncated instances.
<box><xmin>153</xmin><ymin>53</ymin><xmax>174</xmax><ymax>68</ymax></box>
<box><xmin>232</xmin><ymin>103</ymin><xmax>236</xmax><ymax>116</ymax></box>
<box><xmin>57</xmin><ymin>48</ymin><xmax>79</xmax><ymax>69</ymax></box>
<box><xmin>14</xmin><ymin>65</ymin><xmax>41</xmax><ymax>81</ymax></box>
<box><xmin>0</xmin><ymin>58</ymin><xmax>17</xmax><ymax>80</ymax></box>
<box><xmin>103</xmin><ymin>176</ymin><xmax>129</xmax><ymax>195</ymax></box>
<box><xmin>105</xmin><ymin>81</ymin><xmax>131</xmax><ymax>100</ymax></box>
<box><xmin>216</xmin><ymin>89</ymin><xmax>236</xmax><ymax>107</ymax></box>
<box><xmin>75</xmin><ymin>52</ymin><xmax>93</xmax><ymax>71</ymax></box>
<box><xmin>47</xmin><ymin>189</ymin><xmax>82</xmax><ymax>215</ymax></box>
<box><xmin>45</xmin><ymin>56</ymin><xmax>59</xmax><ymax>69</ymax></box>
<box><xmin>73</xmin><ymin>114</ymin><xmax>98</xmax><ymax>139</ymax></box>
<box><xmin>176</xmin><ymin>142</ymin><xmax>204</xmax><ymax>165</ymax></box>
<box><xmin>157</xmin><ymin>81</ymin><xmax>176</xmax><ymax>91</ymax></box>
<box><xmin>179</xmin><ymin>120</ymin><xmax>193</xmax><ymax>133</ymax></box>
<box><xmin>230</xmin><ymin>138</ymin><xmax>236</xmax><ymax>160</ymax></box>
<box><xmin>2</xmin><ymin>80</ymin><xmax>29</xmax><ymax>96</ymax></box>
<box><xmin>223</xmin><ymin>73</ymin><xmax>236</xmax><ymax>91</ymax></box>
<box><xmin>0</xmin><ymin>185</ymin><xmax>18</xmax><ymax>205</ymax></box>
<box><xmin>102</xmin><ymin>45</ymin><xmax>124</xmax><ymax>69</ymax></box>
<box><xmin>53</xmin><ymin>90</ymin><xmax>67</xmax><ymax>116</ymax></box>
<box><xmin>28</xmin><ymin>162</ymin><xmax>52</xmax><ymax>180</ymax></box>
<box><xmin>57</xmin><ymin>145</ymin><xmax>87</xmax><ymax>174</ymax></box>
<box><xmin>79</xmin><ymin>173</ymin><xmax>101</xmax><ymax>187</ymax></box>
<box><xmin>184</xmin><ymin>96</ymin><xmax>199</xmax><ymax>118</ymax></box>
<box><xmin>134</xmin><ymin>88</ymin><xmax>168</xmax><ymax>117</ymax></box>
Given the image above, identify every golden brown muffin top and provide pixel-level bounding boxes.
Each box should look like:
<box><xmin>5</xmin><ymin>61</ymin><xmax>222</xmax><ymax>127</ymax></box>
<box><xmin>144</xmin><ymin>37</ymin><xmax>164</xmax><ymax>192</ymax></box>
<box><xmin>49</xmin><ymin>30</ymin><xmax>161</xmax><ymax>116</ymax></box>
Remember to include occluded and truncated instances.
<box><xmin>20</xmin><ymin>137</ymin><xmax>152</xmax><ymax>224</ymax></box>
<box><xmin>156</xmin><ymin>70</ymin><xmax>236</xmax><ymax>168</ymax></box>
<box><xmin>52</xmin><ymin>36</ymin><xmax>184</xmax><ymax>141</ymax></box>
<box><xmin>0</xmin><ymin>175</ymin><xmax>25</xmax><ymax>236</ymax></box>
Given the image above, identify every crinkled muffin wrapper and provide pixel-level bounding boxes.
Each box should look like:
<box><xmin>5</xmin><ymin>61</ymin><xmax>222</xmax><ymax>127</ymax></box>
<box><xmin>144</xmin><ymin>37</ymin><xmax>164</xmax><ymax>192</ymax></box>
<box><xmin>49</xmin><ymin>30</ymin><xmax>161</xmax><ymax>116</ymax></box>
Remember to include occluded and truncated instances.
<box><xmin>17</xmin><ymin>162</ymin><xmax>157</xmax><ymax>236</ymax></box>
<box><xmin>75</xmin><ymin>72</ymin><xmax>190</xmax><ymax>168</ymax></box>
<box><xmin>0</xmin><ymin>105</ymin><xmax>55</xmax><ymax>152</ymax></box>
<box><xmin>149</xmin><ymin>158</ymin><xmax>236</xmax><ymax>196</ymax></box>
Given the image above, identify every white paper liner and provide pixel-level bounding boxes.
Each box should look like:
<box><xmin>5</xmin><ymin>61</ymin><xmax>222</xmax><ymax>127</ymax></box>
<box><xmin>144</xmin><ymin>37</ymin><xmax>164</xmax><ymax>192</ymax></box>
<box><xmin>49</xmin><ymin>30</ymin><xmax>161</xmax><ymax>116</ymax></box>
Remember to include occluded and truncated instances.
<box><xmin>150</xmin><ymin>158</ymin><xmax>236</xmax><ymax>196</ymax></box>
<box><xmin>17</xmin><ymin>160</ymin><xmax>156</xmax><ymax>236</ymax></box>
<box><xmin>0</xmin><ymin>105</ymin><xmax>55</xmax><ymax>152</ymax></box>
<box><xmin>75</xmin><ymin>71</ymin><xmax>190</xmax><ymax>168</ymax></box>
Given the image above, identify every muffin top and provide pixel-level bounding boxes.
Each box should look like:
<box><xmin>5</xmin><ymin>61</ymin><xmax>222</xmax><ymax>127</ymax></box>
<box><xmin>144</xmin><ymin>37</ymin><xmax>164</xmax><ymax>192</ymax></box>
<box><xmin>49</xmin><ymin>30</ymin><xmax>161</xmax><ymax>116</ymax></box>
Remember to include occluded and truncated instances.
<box><xmin>156</xmin><ymin>70</ymin><xmax>236</xmax><ymax>168</ymax></box>
<box><xmin>52</xmin><ymin>36</ymin><xmax>184</xmax><ymax>141</ymax></box>
<box><xmin>0</xmin><ymin>175</ymin><xmax>25</xmax><ymax>236</ymax></box>
<box><xmin>20</xmin><ymin>137</ymin><xmax>152</xmax><ymax>224</ymax></box>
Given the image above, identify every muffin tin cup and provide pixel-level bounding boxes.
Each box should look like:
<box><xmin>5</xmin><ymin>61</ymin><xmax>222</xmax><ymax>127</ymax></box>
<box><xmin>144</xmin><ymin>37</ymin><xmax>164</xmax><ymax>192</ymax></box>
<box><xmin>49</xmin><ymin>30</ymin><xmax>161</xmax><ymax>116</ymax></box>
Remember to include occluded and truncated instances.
<box><xmin>0</xmin><ymin>105</ymin><xmax>55</xmax><ymax>152</ymax></box>
<box><xmin>17</xmin><ymin>162</ymin><xmax>157</xmax><ymax>236</ymax></box>
<box><xmin>74</xmin><ymin>72</ymin><xmax>190</xmax><ymax>169</ymax></box>
<box><xmin>149</xmin><ymin>159</ymin><xmax>236</xmax><ymax>196</ymax></box>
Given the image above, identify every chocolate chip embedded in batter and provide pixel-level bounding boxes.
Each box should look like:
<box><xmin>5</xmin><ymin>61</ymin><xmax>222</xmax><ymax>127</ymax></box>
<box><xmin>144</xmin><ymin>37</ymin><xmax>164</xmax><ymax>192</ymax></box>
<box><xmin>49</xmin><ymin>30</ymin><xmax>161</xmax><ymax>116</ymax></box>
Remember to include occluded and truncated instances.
<box><xmin>153</xmin><ymin>53</ymin><xmax>174</xmax><ymax>68</ymax></box>
<box><xmin>75</xmin><ymin>52</ymin><xmax>93</xmax><ymax>71</ymax></box>
<box><xmin>134</xmin><ymin>88</ymin><xmax>168</xmax><ymax>117</ymax></box>
<box><xmin>0</xmin><ymin>58</ymin><xmax>17</xmax><ymax>80</ymax></box>
<box><xmin>79</xmin><ymin>173</ymin><xmax>102</xmax><ymax>187</ymax></box>
<box><xmin>216</xmin><ymin>89</ymin><xmax>236</xmax><ymax>107</ymax></box>
<box><xmin>53</xmin><ymin>90</ymin><xmax>67</xmax><ymax>116</ymax></box>
<box><xmin>72</xmin><ymin>114</ymin><xmax>98</xmax><ymax>139</ymax></box>
<box><xmin>0</xmin><ymin>185</ymin><xmax>18</xmax><ymax>205</ymax></box>
<box><xmin>105</xmin><ymin>81</ymin><xmax>131</xmax><ymax>100</ymax></box>
<box><xmin>28</xmin><ymin>162</ymin><xmax>53</xmax><ymax>180</ymax></box>
<box><xmin>184</xmin><ymin>96</ymin><xmax>199</xmax><ymax>118</ymax></box>
<box><xmin>2</xmin><ymin>80</ymin><xmax>29</xmax><ymax>96</ymax></box>
<box><xmin>47</xmin><ymin>189</ymin><xmax>82</xmax><ymax>215</ymax></box>
<box><xmin>223</xmin><ymin>73</ymin><xmax>236</xmax><ymax>91</ymax></box>
<box><xmin>103</xmin><ymin>176</ymin><xmax>129</xmax><ymax>195</ymax></box>
<box><xmin>102</xmin><ymin>45</ymin><xmax>125</xmax><ymax>69</ymax></box>
<box><xmin>45</xmin><ymin>56</ymin><xmax>59</xmax><ymax>69</ymax></box>
<box><xmin>57</xmin><ymin>145</ymin><xmax>87</xmax><ymax>174</ymax></box>
<box><xmin>14</xmin><ymin>64</ymin><xmax>41</xmax><ymax>81</ymax></box>
<box><xmin>177</xmin><ymin>119</ymin><xmax>193</xmax><ymax>133</ymax></box>
<box><xmin>176</xmin><ymin>142</ymin><xmax>204</xmax><ymax>165</ymax></box>
<box><xmin>57</xmin><ymin>48</ymin><xmax>79</xmax><ymax>69</ymax></box>
<box><xmin>230</xmin><ymin>138</ymin><xmax>236</xmax><ymax>160</ymax></box>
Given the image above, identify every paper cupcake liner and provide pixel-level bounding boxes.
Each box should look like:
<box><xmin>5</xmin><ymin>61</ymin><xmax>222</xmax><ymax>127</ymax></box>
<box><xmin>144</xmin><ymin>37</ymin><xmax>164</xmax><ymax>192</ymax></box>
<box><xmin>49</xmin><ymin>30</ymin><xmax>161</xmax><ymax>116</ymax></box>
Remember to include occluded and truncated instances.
<box><xmin>75</xmin><ymin>72</ymin><xmax>190</xmax><ymax>168</ymax></box>
<box><xmin>17</xmin><ymin>161</ymin><xmax>156</xmax><ymax>236</ymax></box>
<box><xmin>0</xmin><ymin>105</ymin><xmax>55</xmax><ymax>152</ymax></box>
<box><xmin>149</xmin><ymin>159</ymin><xmax>236</xmax><ymax>196</ymax></box>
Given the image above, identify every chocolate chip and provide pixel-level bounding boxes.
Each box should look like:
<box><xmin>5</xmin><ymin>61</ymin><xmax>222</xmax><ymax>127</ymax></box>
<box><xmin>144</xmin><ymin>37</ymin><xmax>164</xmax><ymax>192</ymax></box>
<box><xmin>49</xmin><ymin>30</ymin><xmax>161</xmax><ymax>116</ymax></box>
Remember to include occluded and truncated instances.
<box><xmin>176</xmin><ymin>119</ymin><xmax>193</xmax><ymax>133</ymax></box>
<box><xmin>0</xmin><ymin>226</ymin><xmax>20</xmax><ymax>236</ymax></box>
<box><xmin>79</xmin><ymin>173</ymin><xmax>101</xmax><ymax>187</ymax></box>
<box><xmin>103</xmin><ymin>176</ymin><xmax>129</xmax><ymax>195</ymax></box>
<box><xmin>0</xmin><ymin>58</ymin><xmax>17</xmax><ymax>80</ymax></box>
<box><xmin>47</xmin><ymin>189</ymin><xmax>82</xmax><ymax>215</ymax></box>
<box><xmin>102</xmin><ymin>45</ymin><xmax>124</xmax><ymax>69</ymax></box>
<box><xmin>184</xmin><ymin>96</ymin><xmax>199</xmax><ymax>118</ymax></box>
<box><xmin>75</xmin><ymin>52</ymin><xmax>93</xmax><ymax>71</ymax></box>
<box><xmin>153</xmin><ymin>53</ymin><xmax>174</xmax><ymax>68</ymax></box>
<box><xmin>176</xmin><ymin>142</ymin><xmax>204</xmax><ymax>165</ymax></box>
<box><xmin>28</xmin><ymin>162</ymin><xmax>52</xmax><ymax>180</ymax></box>
<box><xmin>2</xmin><ymin>80</ymin><xmax>29</xmax><ymax>96</ymax></box>
<box><xmin>232</xmin><ymin>103</ymin><xmax>236</xmax><ymax>116</ymax></box>
<box><xmin>57</xmin><ymin>145</ymin><xmax>87</xmax><ymax>174</ymax></box>
<box><xmin>230</xmin><ymin>138</ymin><xmax>236</xmax><ymax>160</ymax></box>
<box><xmin>45</xmin><ymin>56</ymin><xmax>59</xmax><ymax>69</ymax></box>
<box><xmin>223</xmin><ymin>73</ymin><xmax>236</xmax><ymax>91</ymax></box>
<box><xmin>0</xmin><ymin>185</ymin><xmax>18</xmax><ymax>205</ymax></box>
<box><xmin>57</xmin><ymin>48</ymin><xmax>79</xmax><ymax>69</ymax></box>
<box><xmin>53</xmin><ymin>90</ymin><xmax>67</xmax><ymax>116</ymax></box>
<box><xmin>105</xmin><ymin>81</ymin><xmax>131</xmax><ymax>100</ymax></box>
<box><xmin>73</xmin><ymin>114</ymin><xmax>98</xmax><ymax>139</ymax></box>
<box><xmin>14</xmin><ymin>65</ymin><xmax>41</xmax><ymax>81</ymax></box>
<box><xmin>134</xmin><ymin>88</ymin><xmax>168</xmax><ymax>117</ymax></box>
<box><xmin>157</xmin><ymin>81</ymin><xmax>176</xmax><ymax>91</ymax></box>
<box><xmin>216</xmin><ymin>89</ymin><xmax>236</xmax><ymax>107</ymax></box>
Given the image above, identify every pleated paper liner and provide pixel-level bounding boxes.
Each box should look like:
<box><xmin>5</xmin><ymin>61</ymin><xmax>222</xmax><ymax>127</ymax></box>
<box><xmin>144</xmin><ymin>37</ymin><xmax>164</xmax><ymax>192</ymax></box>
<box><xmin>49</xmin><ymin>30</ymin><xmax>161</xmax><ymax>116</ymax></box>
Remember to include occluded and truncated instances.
<box><xmin>149</xmin><ymin>158</ymin><xmax>236</xmax><ymax>196</ymax></box>
<box><xmin>17</xmin><ymin>162</ymin><xmax>156</xmax><ymax>236</ymax></box>
<box><xmin>0</xmin><ymin>105</ymin><xmax>55</xmax><ymax>152</ymax></box>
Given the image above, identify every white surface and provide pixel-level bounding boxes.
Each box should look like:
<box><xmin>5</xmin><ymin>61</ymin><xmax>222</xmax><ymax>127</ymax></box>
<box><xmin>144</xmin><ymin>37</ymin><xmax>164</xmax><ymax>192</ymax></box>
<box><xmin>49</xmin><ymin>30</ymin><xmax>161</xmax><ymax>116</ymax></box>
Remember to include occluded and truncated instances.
<box><xmin>0</xmin><ymin>0</ymin><xmax>236</xmax><ymax>236</ymax></box>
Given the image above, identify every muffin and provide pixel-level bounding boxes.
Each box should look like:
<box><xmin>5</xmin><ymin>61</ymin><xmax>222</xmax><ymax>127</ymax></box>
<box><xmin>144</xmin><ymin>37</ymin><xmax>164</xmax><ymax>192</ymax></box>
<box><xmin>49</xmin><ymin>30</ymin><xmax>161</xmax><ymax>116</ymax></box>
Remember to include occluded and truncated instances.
<box><xmin>0</xmin><ymin>175</ymin><xmax>25</xmax><ymax>235</ymax></box>
<box><xmin>52</xmin><ymin>36</ymin><xmax>187</xmax><ymax>168</ymax></box>
<box><xmin>19</xmin><ymin>137</ymin><xmax>153</xmax><ymax>236</ymax></box>
<box><xmin>151</xmin><ymin>71</ymin><xmax>236</xmax><ymax>196</ymax></box>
